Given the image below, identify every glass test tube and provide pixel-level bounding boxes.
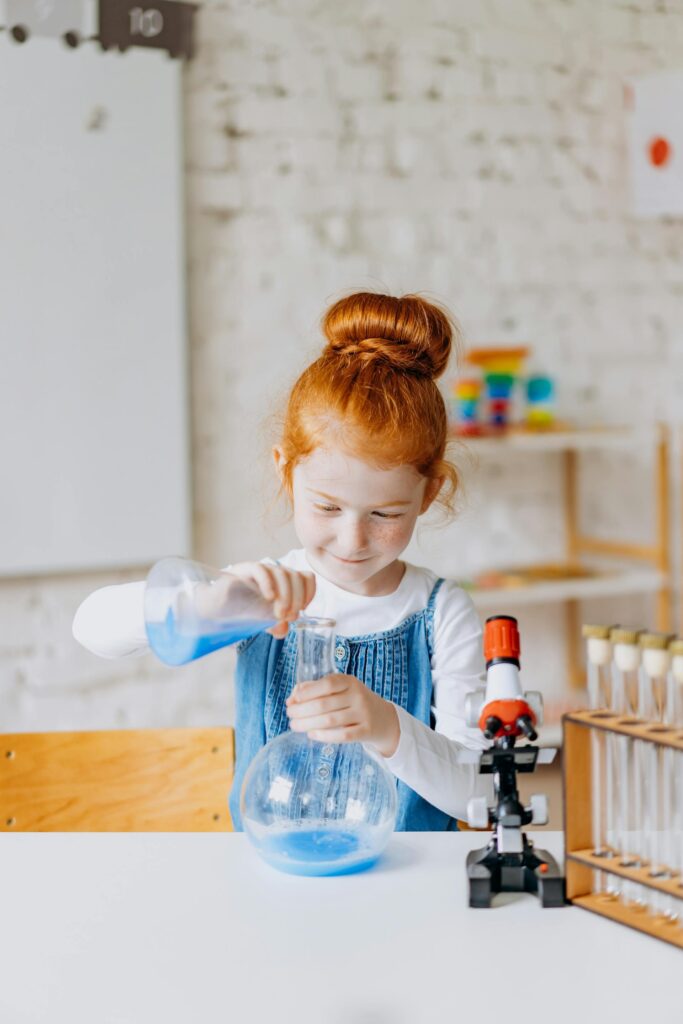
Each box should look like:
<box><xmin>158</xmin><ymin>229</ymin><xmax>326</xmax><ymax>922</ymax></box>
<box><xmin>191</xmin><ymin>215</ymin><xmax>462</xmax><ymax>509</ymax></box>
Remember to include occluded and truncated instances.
<box><xmin>609</xmin><ymin>628</ymin><xmax>641</xmax><ymax>901</ymax></box>
<box><xmin>583</xmin><ymin>624</ymin><xmax>613</xmax><ymax>894</ymax></box>
<box><xmin>638</xmin><ymin>632</ymin><xmax>672</xmax><ymax>918</ymax></box>
<box><xmin>667</xmin><ymin>639</ymin><xmax>683</xmax><ymax>924</ymax></box>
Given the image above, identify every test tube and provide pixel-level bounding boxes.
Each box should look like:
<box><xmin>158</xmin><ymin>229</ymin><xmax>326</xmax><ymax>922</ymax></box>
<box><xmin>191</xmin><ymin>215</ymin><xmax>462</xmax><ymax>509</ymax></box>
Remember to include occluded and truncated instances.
<box><xmin>608</xmin><ymin>628</ymin><xmax>641</xmax><ymax>899</ymax></box>
<box><xmin>582</xmin><ymin>624</ymin><xmax>613</xmax><ymax>893</ymax></box>
<box><xmin>667</xmin><ymin>638</ymin><xmax>683</xmax><ymax>924</ymax></box>
<box><xmin>638</xmin><ymin>632</ymin><xmax>672</xmax><ymax>918</ymax></box>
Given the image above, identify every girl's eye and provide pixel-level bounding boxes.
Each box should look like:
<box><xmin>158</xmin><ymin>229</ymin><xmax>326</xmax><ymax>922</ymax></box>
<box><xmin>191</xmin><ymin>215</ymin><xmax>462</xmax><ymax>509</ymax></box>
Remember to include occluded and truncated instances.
<box><xmin>313</xmin><ymin>503</ymin><xmax>403</xmax><ymax>518</ymax></box>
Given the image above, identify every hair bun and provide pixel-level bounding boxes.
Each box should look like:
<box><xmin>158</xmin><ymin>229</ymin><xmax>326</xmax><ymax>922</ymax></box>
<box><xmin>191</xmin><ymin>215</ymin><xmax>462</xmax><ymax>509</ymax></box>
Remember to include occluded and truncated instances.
<box><xmin>322</xmin><ymin>292</ymin><xmax>454</xmax><ymax>380</ymax></box>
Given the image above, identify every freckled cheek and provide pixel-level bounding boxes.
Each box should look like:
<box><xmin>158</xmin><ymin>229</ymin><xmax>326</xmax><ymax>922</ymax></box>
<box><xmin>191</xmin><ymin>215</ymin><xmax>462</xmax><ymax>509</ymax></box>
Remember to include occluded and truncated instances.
<box><xmin>370</xmin><ymin>520</ymin><xmax>411</xmax><ymax>550</ymax></box>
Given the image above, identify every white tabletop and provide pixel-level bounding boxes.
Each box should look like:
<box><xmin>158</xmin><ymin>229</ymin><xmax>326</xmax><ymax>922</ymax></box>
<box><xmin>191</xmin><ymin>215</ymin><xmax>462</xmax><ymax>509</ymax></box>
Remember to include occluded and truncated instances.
<box><xmin>0</xmin><ymin>832</ymin><xmax>678</xmax><ymax>1024</ymax></box>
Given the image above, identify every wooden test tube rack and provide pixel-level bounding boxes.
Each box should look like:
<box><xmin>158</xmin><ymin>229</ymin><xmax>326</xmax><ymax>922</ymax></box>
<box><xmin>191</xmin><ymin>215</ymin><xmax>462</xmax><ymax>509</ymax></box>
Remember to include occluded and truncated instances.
<box><xmin>563</xmin><ymin>709</ymin><xmax>683</xmax><ymax>949</ymax></box>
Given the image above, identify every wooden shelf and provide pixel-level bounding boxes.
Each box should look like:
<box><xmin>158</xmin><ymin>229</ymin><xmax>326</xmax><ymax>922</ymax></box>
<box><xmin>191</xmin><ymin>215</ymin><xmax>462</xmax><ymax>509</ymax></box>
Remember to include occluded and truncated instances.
<box><xmin>465</xmin><ymin>566</ymin><xmax>664</xmax><ymax>609</ymax></box>
<box><xmin>449</xmin><ymin>424</ymin><xmax>660</xmax><ymax>454</ymax></box>
<box><xmin>438</xmin><ymin>422</ymin><xmax>671</xmax><ymax>701</ymax></box>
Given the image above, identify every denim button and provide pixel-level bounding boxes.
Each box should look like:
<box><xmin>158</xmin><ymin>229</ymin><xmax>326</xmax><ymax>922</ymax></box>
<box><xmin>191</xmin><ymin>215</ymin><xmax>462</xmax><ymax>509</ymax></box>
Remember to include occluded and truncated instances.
<box><xmin>322</xmin><ymin>744</ymin><xmax>335</xmax><ymax>757</ymax></box>
<box><xmin>335</xmin><ymin>644</ymin><xmax>345</xmax><ymax>659</ymax></box>
<box><xmin>317</xmin><ymin>764</ymin><xmax>330</xmax><ymax>780</ymax></box>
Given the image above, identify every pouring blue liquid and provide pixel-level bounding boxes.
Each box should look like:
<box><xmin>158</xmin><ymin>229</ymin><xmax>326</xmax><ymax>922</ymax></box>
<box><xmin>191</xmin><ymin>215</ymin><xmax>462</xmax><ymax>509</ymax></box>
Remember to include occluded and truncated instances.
<box><xmin>146</xmin><ymin>607</ymin><xmax>276</xmax><ymax>666</ymax></box>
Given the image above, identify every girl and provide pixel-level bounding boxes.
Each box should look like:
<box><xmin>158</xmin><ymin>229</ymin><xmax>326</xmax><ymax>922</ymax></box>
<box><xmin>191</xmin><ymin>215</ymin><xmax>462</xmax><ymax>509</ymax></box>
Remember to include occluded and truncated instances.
<box><xmin>73</xmin><ymin>291</ymin><xmax>489</xmax><ymax>831</ymax></box>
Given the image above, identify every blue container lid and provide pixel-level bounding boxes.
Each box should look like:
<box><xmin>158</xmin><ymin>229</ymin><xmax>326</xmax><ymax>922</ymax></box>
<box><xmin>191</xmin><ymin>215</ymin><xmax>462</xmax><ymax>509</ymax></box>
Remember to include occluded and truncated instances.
<box><xmin>527</xmin><ymin>375</ymin><xmax>554</xmax><ymax>401</ymax></box>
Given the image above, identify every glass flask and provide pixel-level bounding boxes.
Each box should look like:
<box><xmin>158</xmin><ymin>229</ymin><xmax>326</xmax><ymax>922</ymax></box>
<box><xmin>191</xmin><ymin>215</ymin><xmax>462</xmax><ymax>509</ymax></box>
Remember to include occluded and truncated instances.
<box><xmin>241</xmin><ymin>616</ymin><xmax>398</xmax><ymax>876</ymax></box>
<box><xmin>144</xmin><ymin>557</ymin><xmax>277</xmax><ymax>666</ymax></box>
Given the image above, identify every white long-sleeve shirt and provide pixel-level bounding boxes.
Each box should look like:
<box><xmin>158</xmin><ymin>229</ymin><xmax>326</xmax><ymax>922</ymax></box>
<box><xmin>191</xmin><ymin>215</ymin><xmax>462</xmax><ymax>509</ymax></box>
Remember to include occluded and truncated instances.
<box><xmin>72</xmin><ymin>549</ymin><xmax>491</xmax><ymax>820</ymax></box>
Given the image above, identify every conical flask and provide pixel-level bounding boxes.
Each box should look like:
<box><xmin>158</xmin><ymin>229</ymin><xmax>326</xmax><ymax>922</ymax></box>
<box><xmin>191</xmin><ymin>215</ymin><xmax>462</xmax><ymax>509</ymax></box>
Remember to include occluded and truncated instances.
<box><xmin>144</xmin><ymin>557</ymin><xmax>277</xmax><ymax>666</ymax></box>
<box><xmin>241</xmin><ymin>616</ymin><xmax>398</xmax><ymax>876</ymax></box>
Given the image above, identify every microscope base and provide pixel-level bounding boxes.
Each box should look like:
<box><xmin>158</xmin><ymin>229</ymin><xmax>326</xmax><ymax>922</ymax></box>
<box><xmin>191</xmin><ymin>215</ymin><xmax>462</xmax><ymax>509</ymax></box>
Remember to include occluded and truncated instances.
<box><xmin>466</xmin><ymin>833</ymin><xmax>565</xmax><ymax>908</ymax></box>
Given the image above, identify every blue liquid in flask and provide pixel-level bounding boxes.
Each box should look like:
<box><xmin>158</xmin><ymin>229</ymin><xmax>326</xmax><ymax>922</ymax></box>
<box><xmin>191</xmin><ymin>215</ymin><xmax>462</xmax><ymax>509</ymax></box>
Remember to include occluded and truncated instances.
<box><xmin>146</xmin><ymin>607</ymin><xmax>275</xmax><ymax>666</ymax></box>
<box><xmin>256</xmin><ymin>826</ymin><xmax>381</xmax><ymax>877</ymax></box>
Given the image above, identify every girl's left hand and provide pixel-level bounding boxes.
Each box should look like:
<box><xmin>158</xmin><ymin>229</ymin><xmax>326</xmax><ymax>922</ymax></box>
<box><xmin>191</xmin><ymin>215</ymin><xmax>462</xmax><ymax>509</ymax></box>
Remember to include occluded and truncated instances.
<box><xmin>285</xmin><ymin>674</ymin><xmax>400</xmax><ymax>759</ymax></box>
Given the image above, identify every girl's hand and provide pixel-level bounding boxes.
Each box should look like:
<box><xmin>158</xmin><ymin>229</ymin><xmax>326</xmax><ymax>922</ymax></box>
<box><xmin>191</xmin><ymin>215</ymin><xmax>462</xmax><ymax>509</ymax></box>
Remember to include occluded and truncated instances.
<box><xmin>285</xmin><ymin>674</ymin><xmax>400</xmax><ymax>758</ymax></box>
<box><xmin>227</xmin><ymin>562</ymin><xmax>316</xmax><ymax>638</ymax></box>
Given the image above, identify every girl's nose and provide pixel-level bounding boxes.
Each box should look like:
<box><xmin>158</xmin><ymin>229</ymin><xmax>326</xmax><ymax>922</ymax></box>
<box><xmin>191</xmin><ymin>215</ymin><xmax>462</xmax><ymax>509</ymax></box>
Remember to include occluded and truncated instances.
<box><xmin>339</xmin><ymin>518</ymin><xmax>368</xmax><ymax>556</ymax></box>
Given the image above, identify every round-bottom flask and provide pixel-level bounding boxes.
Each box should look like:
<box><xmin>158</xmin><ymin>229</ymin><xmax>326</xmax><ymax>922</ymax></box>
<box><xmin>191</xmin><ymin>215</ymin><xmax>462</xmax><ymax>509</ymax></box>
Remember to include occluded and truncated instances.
<box><xmin>241</xmin><ymin>617</ymin><xmax>397</xmax><ymax>876</ymax></box>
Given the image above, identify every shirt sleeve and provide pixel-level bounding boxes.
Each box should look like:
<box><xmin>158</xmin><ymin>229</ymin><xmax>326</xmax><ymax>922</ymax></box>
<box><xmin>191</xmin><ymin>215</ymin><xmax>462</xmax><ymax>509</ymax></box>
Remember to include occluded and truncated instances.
<box><xmin>379</xmin><ymin>581</ymin><xmax>492</xmax><ymax>821</ymax></box>
<box><xmin>382</xmin><ymin>706</ymin><xmax>492</xmax><ymax>821</ymax></box>
<box><xmin>430</xmin><ymin>582</ymin><xmax>488</xmax><ymax>746</ymax></box>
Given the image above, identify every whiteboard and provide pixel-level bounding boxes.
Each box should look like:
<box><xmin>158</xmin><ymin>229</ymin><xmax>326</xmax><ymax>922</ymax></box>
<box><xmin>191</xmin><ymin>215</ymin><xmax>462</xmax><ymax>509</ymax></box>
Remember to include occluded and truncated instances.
<box><xmin>0</xmin><ymin>35</ymin><xmax>190</xmax><ymax>575</ymax></box>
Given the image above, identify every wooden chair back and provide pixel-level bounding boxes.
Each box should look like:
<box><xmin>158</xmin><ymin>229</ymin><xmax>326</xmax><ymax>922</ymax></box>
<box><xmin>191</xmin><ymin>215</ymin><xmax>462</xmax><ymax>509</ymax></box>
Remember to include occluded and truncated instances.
<box><xmin>0</xmin><ymin>727</ymin><xmax>234</xmax><ymax>832</ymax></box>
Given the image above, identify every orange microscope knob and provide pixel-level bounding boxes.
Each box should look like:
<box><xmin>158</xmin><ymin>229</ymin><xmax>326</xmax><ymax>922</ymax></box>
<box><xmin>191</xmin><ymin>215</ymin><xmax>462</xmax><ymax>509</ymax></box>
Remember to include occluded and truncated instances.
<box><xmin>478</xmin><ymin>698</ymin><xmax>536</xmax><ymax>736</ymax></box>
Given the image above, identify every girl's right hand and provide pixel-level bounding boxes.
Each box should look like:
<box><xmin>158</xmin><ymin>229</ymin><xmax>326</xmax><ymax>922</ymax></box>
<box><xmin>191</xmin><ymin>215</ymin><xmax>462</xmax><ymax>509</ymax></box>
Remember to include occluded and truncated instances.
<box><xmin>226</xmin><ymin>562</ymin><xmax>316</xmax><ymax>638</ymax></box>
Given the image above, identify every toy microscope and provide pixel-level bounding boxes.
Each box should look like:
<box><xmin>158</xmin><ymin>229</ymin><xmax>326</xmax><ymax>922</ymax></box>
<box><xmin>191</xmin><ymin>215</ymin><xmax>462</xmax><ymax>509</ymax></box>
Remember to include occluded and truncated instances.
<box><xmin>463</xmin><ymin>615</ymin><xmax>565</xmax><ymax>908</ymax></box>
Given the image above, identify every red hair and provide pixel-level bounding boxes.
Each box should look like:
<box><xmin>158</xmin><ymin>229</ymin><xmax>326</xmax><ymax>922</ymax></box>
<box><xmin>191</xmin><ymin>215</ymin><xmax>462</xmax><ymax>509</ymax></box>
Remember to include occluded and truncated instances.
<box><xmin>278</xmin><ymin>292</ymin><xmax>462</xmax><ymax>514</ymax></box>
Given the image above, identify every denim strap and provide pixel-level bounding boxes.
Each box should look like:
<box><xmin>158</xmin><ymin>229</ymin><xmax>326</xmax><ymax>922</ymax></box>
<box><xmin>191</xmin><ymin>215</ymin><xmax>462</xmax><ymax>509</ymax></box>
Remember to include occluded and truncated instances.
<box><xmin>424</xmin><ymin>577</ymin><xmax>445</xmax><ymax>659</ymax></box>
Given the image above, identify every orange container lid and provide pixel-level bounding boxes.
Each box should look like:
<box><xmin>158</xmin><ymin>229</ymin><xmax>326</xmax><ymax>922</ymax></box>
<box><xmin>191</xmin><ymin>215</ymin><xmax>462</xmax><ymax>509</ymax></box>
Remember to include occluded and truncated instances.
<box><xmin>467</xmin><ymin>346</ymin><xmax>530</xmax><ymax>365</ymax></box>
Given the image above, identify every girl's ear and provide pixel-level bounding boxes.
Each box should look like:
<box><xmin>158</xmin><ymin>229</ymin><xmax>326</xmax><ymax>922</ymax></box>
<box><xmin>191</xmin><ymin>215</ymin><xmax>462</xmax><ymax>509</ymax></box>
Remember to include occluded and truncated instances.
<box><xmin>272</xmin><ymin>446</ymin><xmax>286</xmax><ymax>481</ymax></box>
<box><xmin>420</xmin><ymin>476</ymin><xmax>443</xmax><ymax>514</ymax></box>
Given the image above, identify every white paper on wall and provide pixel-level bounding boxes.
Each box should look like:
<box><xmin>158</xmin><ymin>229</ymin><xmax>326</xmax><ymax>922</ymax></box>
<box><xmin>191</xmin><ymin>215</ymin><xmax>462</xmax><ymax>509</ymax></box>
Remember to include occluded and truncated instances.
<box><xmin>626</xmin><ymin>70</ymin><xmax>683</xmax><ymax>218</ymax></box>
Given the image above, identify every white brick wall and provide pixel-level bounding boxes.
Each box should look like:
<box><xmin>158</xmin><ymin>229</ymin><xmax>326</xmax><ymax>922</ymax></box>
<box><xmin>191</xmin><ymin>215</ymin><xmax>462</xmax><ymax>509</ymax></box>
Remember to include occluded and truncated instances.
<box><xmin>2</xmin><ymin>0</ymin><xmax>682</xmax><ymax>731</ymax></box>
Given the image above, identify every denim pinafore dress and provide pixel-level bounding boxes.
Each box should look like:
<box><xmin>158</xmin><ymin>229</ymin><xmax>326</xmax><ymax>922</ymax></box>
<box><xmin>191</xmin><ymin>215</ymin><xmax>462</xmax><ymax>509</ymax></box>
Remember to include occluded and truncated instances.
<box><xmin>229</xmin><ymin>577</ymin><xmax>457</xmax><ymax>832</ymax></box>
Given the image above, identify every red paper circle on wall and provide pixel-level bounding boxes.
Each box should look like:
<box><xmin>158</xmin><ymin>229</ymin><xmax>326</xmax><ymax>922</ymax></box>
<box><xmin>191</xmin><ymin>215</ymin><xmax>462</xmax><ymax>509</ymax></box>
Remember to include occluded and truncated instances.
<box><xmin>649</xmin><ymin>136</ymin><xmax>672</xmax><ymax>168</ymax></box>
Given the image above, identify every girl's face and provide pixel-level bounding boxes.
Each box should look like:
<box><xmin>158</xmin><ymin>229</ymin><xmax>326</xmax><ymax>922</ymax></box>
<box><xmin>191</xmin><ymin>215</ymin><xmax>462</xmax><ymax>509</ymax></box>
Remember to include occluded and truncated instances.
<box><xmin>275</xmin><ymin>445</ymin><xmax>440</xmax><ymax>596</ymax></box>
